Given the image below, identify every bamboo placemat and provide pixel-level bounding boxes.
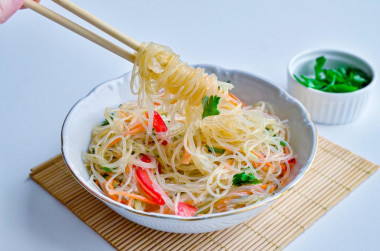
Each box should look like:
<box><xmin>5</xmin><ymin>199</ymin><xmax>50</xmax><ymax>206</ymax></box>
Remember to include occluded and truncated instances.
<box><xmin>30</xmin><ymin>136</ymin><xmax>378</xmax><ymax>251</ymax></box>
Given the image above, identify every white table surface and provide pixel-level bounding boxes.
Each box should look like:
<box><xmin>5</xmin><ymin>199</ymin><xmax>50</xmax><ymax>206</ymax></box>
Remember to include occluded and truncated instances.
<box><xmin>1</xmin><ymin>0</ymin><xmax>379</xmax><ymax>250</ymax></box>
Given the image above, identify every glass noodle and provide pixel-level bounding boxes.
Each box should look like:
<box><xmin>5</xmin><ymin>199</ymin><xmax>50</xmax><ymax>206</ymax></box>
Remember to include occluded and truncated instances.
<box><xmin>83</xmin><ymin>42</ymin><xmax>296</xmax><ymax>216</ymax></box>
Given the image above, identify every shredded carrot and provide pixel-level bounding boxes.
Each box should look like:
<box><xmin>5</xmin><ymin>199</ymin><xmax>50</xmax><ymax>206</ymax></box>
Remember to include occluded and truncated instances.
<box><xmin>251</xmin><ymin>150</ymin><xmax>272</xmax><ymax>168</ymax></box>
<box><xmin>228</xmin><ymin>93</ymin><xmax>245</xmax><ymax>106</ymax></box>
<box><xmin>282</xmin><ymin>171</ymin><xmax>287</xmax><ymax>179</ymax></box>
<box><xmin>108</xmin><ymin>190</ymin><xmax>158</xmax><ymax>205</ymax></box>
<box><xmin>224</xmin><ymin>159</ymin><xmax>234</xmax><ymax>169</ymax></box>
<box><xmin>217</xmin><ymin>205</ymin><xmax>227</xmax><ymax>212</ymax></box>
<box><xmin>280</xmin><ymin>163</ymin><xmax>287</xmax><ymax>171</ymax></box>
<box><xmin>107</xmin><ymin>181</ymin><xmax>114</xmax><ymax>189</ymax></box>
<box><xmin>284</xmin><ymin>146</ymin><xmax>290</xmax><ymax>154</ymax></box>
<box><xmin>131</xmin><ymin>121</ymin><xmax>145</xmax><ymax>130</ymax></box>
<box><xmin>214</xmin><ymin>196</ymin><xmax>236</xmax><ymax>208</ymax></box>
<box><xmin>103</xmin><ymin>182</ymin><xmax>119</xmax><ymax>201</ymax></box>
<box><xmin>128</xmin><ymin>198</ymin><xmax>134</xmax><ymax>207</ymax></box>
<box><xmin>259</xmin><ymin>184</ymin><xmax>275</xmax><ymax>193</ymax></box>
<box><xmin>228</xmin><ymin>98</ymin><xmax>239</xmax><ymax>106</ymax></box>
<box><xmin>250</xmin><ymin>161</ymin><xmax>258</xmax><ymax>168</ymax></box>
<box><xmin>183</xmin><ymin>150</ymin><xmax>191</xmax><ymax>164</ymax></box>
<box><xmin>110</xmin><ymin>195</ymin><xmax>119</xmax><ymax>200</ymax></box>
<box><xmin>154</xmin><ymin>102</ymin><xmax>161</xmax><ymax>106</ymax></box>
<box><xmin>119</xmin><ymin>110</ymin><xmax>129</xmax><ymax>118</ymax></box>
<box><xmin>107</xmin><ymin>138</ymin><xmax>122</xmax><ymax>148</ymax></box>
<box><xmin>228</xmin><ymin>92</ymin><xmax>241</xmax><ymax>102</ymax></box>
<box><xmin>175</xmin><ymin>118</ymin><xmax>185</xmax><ymax>124</ymax></box>
<box><xmin>281</xmin><ymin>178</ymin><xmax>287</xmax><ymax>186</ymax></box>
<box><xmin>214</xmin><ymin>193</ymin><xmax>245</xmax><ymax>208</ymax></box>
<box><xmin>259</xmin><ymin>184</ymin><xmax>268</xmax><ymax>190</ymax></box>
<box><xmin>122</xmin><ymin>122</ymin><xmax>146</xmax><ymax>136</ymax></box>
<box><xmin>250</xmin><ymin>150</ymin><xmax>262</xmax><ymax>159</ymax></box>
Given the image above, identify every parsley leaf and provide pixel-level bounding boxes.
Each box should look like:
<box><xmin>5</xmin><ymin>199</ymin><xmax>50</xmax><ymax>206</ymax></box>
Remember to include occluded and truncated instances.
<box><xmin>280</xmin><ymin>140</ymin><xmax>287</xmax><ymax>146</ymax></box>
<box><xmin>205</xmin><ymin>145</ymin><xmax>225</xmax><ymax>154</ymax></box>
<box><xmin>202</xmin><ymin>95</ymin><xmax>221</xmax><ymax>119</ymax></box>
<box><xmin>233</xmin><ymin>172</ymin><xmax>261</xmax><ymax>186</ymax></box>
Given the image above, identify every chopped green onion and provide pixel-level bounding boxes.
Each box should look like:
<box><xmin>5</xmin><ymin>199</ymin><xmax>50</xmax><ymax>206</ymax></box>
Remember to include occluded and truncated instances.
<box><xmin>205</xmin><ymin>145</ymin><xmax>225</xmax><ymax>154</ymax></box>
<box><xmin>101</xmin><ymin>166</ymin><xmax>112</xmax><ymax>172</ymax></box>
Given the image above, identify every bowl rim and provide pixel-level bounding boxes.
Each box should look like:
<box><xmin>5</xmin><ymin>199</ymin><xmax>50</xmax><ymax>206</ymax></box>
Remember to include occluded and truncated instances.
<box><xmin>61</xmin><ymin>65</ymin><xmax>318</xmax><ymax>221</ymax></box>
<box><xmin>288</xmin><ymin>48</ymin><xmax>376</xmax><ymax>96</ymax></box>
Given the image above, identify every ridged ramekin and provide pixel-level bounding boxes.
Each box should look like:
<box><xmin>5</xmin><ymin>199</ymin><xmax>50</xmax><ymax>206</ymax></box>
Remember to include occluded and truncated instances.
<box><xmin>288</xmin><ymin>49</ymin><xmax>375</xmax><ymax>125</ymax></box>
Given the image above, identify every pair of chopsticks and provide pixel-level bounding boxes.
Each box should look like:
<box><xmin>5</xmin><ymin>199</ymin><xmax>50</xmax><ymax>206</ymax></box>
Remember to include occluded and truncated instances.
<box><xmin>22</xmin><ymin>0</ymin><xmax>141</xmax><ymax>63</ymax></box>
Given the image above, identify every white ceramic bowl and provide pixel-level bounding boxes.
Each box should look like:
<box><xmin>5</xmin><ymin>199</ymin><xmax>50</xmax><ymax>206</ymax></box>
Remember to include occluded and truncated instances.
<box><xmin>288</xmin><ymin>49</ymin><xmax>375</xmax><ymax>125</ymax></box>
<box><xmin>62</xmin><ymin>65</ymin><xmax>317</xmax><ymax>233</ymax></box>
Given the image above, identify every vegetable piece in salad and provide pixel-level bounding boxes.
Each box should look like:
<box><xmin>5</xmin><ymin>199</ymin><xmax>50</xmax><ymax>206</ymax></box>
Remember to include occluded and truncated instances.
<box><xmin>232</xmin><ymin>172</ymin><xmax>261</xmax><ymax>186</ymax></box>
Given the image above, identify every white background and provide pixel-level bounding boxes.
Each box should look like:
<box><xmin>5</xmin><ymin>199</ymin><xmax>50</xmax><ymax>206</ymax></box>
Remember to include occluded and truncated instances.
<box><xmin>0</xmin><ymin>0</ymin><xmax>379</xmax><ymax>250</ymax></box>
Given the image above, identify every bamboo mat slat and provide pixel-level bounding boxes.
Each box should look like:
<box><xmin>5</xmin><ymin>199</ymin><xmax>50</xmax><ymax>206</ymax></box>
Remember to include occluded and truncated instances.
<box><xmin>30</xmin><ymin>136</ymin><xmax>378</xmax><ymax>251</ymax></box>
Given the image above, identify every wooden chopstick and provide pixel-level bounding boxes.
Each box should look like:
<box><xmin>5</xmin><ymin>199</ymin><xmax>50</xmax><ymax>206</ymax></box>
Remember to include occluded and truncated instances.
<box><xmin>22</xmin><ymin>0</ymin><xmax>136</xmax><ymax>63</ymax></box>
<box><xmin>52</xmin><ymin>0</ymin><xmax>141</xmax><ymax>51</ymax></box>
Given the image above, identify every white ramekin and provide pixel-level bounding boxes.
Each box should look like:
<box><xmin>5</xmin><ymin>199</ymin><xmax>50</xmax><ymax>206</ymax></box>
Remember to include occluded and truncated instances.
<box><xmin>288</xmin><ymin>49</ymin><xmax>375</xmax><ymax>125</ymax></box>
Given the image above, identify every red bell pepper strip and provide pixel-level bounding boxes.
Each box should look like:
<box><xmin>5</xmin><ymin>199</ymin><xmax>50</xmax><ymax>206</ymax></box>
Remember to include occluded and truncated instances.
<box><xmin>288</xmin><ymin>158</ymin><xmax>296</xmax><ymax>164</ymax></box>
<box><xmin>177</xmin><ymin>202</ymin><xmax>198</xmax><ymax>217</ymax></box>
<box><xmin>135</xmin><ymin>155</ymin><xmax>165</xmax><ymax>205</ymax></box>
<box><xmin>145</xmin><ymin>111</ymin><xmax>167</xmax><ymax>132</ymax></box>
<box><xmin>146</xmin><ymin>111</ymin><xmax>168</xmax><ymax>145</ymax></box>
<box><xmin>157</xmin><ymin>162</ymin><xmax>163</xmax><ymax>174</ymax></box>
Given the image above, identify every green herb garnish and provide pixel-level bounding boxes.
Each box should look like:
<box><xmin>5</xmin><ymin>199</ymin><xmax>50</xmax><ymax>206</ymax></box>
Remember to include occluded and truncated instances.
<box><xmin>280</xmin><ymin>140</ymin><xmax>287</xmax><ymax>146</ymax></box>
<box><xmin>101</xmin><ymin>114</ymin><xmax>114</xmax><ymax>126</ymax></box>
<box><xmin>101</xmin><ymin>119</ymin><xmax>109</xmax><ymax>126</ymax></box>
<box><xmin>202</xmin><ymin>95</ymin><xmax>221</xmax><ymax>119</ymax></box>
<box><xmin>294</xmin><ymin>56</ymin><xmax>370</xmax><ymax>93</ymax></box>
<box><xmin>101</xmin><ymin>166</ymin><xmax>113</xmax><ymax>172</ymax></box>
<box><xmin>233</xmin><ymin>172</ymin><xmax>261</xmax><ymax>186</ymax></box>
<box><xmin>205</xmin><ymin>145</ymin><xmax>225</xmax><ymax>154</ymax></box>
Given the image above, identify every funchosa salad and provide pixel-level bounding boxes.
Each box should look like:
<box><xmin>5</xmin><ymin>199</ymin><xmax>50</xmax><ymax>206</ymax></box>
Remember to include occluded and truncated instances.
<box><xmin>83</xmin><ymin>42</ymin><xmax>296</xmax><ymax>217</ymax></box>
